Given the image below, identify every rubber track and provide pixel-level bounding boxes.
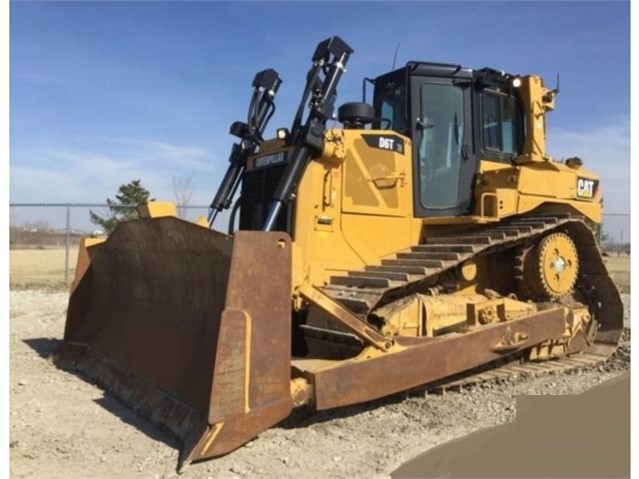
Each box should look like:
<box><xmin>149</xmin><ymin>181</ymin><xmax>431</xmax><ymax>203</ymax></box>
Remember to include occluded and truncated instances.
<box><xmin>322</xmin><ymin>214</ymin><xmax>624</xmax><ymax>369</ymax></box>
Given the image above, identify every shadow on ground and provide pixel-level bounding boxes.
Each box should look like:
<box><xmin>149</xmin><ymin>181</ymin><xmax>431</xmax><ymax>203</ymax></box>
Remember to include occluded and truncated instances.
<box><xmin>23</xmin><ymin>337</ymin><xmax>179</xmax><ymax>450</ymax></box>
<box><xmin>23</xmin><ymin>337</ymin><xmax>61</xmax><ymax>359</ymax></box>
<box><xmin>392</xmin><ymin>372</ymin><xmax>630</xmax><ymax>478</ymax></box>
<box><xmin>92</xmin><ymin>394</ymin><xmax>181</xmax><ymax>448</ymax></box>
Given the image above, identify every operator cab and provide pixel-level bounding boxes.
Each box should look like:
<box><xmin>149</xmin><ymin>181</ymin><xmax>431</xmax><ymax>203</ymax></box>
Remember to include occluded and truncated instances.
<box><xmin>371</xmin><ymin>63</ymin><xmax>525</xmax><ymax>218</ymax></box>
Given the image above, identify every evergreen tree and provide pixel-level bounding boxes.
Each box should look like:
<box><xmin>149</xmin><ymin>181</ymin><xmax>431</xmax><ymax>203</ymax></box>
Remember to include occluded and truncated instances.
<box><xmin>90</xmin><ymin>180</ymin><xmax>152</xmax><ymax>233</ymax></box>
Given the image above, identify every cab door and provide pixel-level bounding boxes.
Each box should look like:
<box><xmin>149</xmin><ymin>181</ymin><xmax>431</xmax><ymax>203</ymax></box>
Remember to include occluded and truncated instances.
<box><xmin>411</xmin><ymin>79</ymin><xmax>476</xmax><ymax>217</ymax></box>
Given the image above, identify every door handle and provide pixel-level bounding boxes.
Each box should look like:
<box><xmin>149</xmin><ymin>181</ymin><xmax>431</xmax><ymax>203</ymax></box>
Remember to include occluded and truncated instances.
<box><xmin>368</xmin><ymin>170</ymin><xmax>406</xmax><ymax>188</ymax></box>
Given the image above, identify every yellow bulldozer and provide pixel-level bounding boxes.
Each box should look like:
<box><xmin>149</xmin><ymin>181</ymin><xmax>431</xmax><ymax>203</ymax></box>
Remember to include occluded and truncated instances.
<box><xmin>54</xmin><ymin>36</ymin><xmax>623</xmax><ymax>468</ymax></box>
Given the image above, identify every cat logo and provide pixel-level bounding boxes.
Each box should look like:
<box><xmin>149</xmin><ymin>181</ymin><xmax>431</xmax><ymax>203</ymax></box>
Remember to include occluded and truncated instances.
<box><xmin>576</xmin><ymin>177</ymin><xmax>598</xmax><ymax>199</ymax></box>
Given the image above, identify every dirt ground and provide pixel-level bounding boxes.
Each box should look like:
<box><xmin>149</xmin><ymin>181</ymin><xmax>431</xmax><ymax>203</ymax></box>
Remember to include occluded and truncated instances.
<box><xmin>9</xmin><ymin>290</ymin><xmax>630</xmax><ymax>479</ymax></box>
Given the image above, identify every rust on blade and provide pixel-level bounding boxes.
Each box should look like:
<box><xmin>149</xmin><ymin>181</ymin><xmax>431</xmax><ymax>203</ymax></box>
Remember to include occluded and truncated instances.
<box><xmin>187</xmin><ymin>232</ymin><xmax>293</xmax><ymax>463</ymax></box>
<box><xmin>59</xmin><ymin>218</ymin><xmax>234</xmax><ymax>412</ymax></box>
<box><xmin>54</xmin><ymin>217</ymin><xmax>293</xmax><ymax>468</ymax></box>
<box><xmin>297</xmin><ymin>308</ymin><xmax>566</xmax><ymax>411</ymax></box>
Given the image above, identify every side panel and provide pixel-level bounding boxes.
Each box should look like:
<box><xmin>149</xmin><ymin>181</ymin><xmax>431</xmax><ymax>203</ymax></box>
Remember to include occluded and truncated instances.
<box><xmin>341</xmin><ymin>130</ymin><xmax>419</xmax><ymax>266</ymax></box>
<box><xmin>473</xmin><ymin>159</ymin><xmax>602</xmax><ymax>223</ymax></box>
<box><xmin>292</xmin><ymin>158</ymin><xmax>371</xmax><ymax>285</ymax></box>
<box><xmin>341</xmin><ymin>133</ymin><xmax>412</xmax><ymax>217</ymax></box>
<box><xmin>291</xmin><ymin>130</ymin><xmax>421</xmax><ymax>287</ymax></box>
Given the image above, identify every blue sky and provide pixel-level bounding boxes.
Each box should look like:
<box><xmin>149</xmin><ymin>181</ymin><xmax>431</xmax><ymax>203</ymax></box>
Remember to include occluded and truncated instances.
<box><xmin>9</xmin><ymin>1</ymin><xmax>631</xmax><ymax>238</ymax></box>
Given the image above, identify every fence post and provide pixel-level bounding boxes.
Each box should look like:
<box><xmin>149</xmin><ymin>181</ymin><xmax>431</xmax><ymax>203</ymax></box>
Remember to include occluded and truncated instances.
<box><xmin>65</xmin><ymin>204</ymin><xmax>70</xmax><ymax>286</ymax></box>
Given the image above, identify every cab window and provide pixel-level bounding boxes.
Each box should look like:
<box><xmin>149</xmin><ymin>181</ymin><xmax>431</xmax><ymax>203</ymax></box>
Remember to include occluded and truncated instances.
<box><xmin>481</xmin><ymin>92</ymin><xmax>520</xmax><ymax>155</ymax></box>
<box><xmin>379</xmin><ymin>84</ymin><xmax>407</xmax><ymax>133</ymax></box>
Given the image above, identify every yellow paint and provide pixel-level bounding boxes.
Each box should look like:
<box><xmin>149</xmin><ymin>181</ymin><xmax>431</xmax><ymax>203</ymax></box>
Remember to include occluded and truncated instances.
<box><xmin>137</xmin><ymin>201</ymin><xmax>177</xmax><ymax>218</ymax></box>
<box><xmin>474</xmin><ymin>160</ymin><xmax>601</xmax><ymax>223</ymax></box>
<box><xmin>71</xmin><ymin>236</ymin><xmax>106</xmax><ymax>293</ymax></box>
<box><xmin>516</xmin><ymin>75</ymin><xmax>556</xmax><ymax>164</ymax></box>
<box><xmin>194</xmin><ymin>215</ymin><xmax>209</xmax><ymax>228</ymax></box>
<box><xmin>233</xmin><ymin>74</ymin><xmax>601</xmax><ymax>297</ymax></box>
<box><xmin>289</xmin><ymin>129</ymin><xmax>423</xmax><ymax>288</ymax></box>
<box><xmin>201</xmin><ymin>422</ymin><xmax>225</xmax><ymax>455</ymax></box>
<box><xmin>244</xmin><ymin>314</ymin><xmax>251</xmax><ymax>413</ymax></box>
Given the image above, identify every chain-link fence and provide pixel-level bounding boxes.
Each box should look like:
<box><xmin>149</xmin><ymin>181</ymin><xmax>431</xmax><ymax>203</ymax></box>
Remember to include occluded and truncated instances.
<box><xmin>9</xmin><ymin>203</ymin><xmax>630</xmax><ymax>288</ymax></box>
<box><xmin>9</xmin><ymin>203</ymin><xmax>214</xmax><ymax>288</ymax></box>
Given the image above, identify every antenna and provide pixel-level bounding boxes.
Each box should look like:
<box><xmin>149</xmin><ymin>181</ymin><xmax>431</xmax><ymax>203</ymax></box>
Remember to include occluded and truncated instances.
<box><xmin>543</xmin><ymin>73</ymin><xmax>561</xmax><ymax>103</ymax></box>
<box><xmin>392</xmin><ymin>43</ymin><xmax>400</xmax><ymax>70</ymax></box>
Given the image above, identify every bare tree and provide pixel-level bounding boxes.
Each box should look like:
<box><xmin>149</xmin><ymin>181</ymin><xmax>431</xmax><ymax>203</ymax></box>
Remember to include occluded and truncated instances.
<box><xmin>172</xmin><ymin>175</ymin><xmax>196</xmax><ymax>219</ymax></box>
<box><xmin>22</xmin><ymin>220</ymin><xmax>52</xmax><ymax>232</ymax></box>
<box><xmin>10</xmin><ymin>210</ymin><xmax>19</xmax><ymax>228</ymax></box>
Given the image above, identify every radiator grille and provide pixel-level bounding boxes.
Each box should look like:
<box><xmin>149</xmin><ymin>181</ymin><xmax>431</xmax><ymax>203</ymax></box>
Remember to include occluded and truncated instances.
<box><xmin>239</xmin><ymin>164</ymin><xmax>292</xmax><ymax>233</ymax></box>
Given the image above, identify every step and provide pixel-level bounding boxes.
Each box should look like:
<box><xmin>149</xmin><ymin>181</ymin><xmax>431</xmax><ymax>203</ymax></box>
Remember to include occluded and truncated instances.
<box><xmin>330</xmin><ymin>275</ymin><xmax>391</xmax><ymax>288</ymax></box>
<box><xmin>411</xmin><ymin>244</ymin><xmax>477</xmax><ymax>253</ymax></box>
<box><xmin>365</xmin><ymin>264</ymin><xmax>429</xmax><ymax>275</ymax></box>
<box><xmin>382</xmin><ymin>258</ymin><xmax>445</xmax><ymax>269</ymax></box>
<box><xmin>349</xmin><ymin>270</ymin><xmax>410</xmax><ymax>282</ymax></box>
<box><xmin>396</xmin><ymin>251</ymin><xmax>462</xmax><ymax>261</ymax></box>
<box><xmin>426</xmin><ymin>236</ymin><xmax>492</xmax><ymax>245</ymax></box>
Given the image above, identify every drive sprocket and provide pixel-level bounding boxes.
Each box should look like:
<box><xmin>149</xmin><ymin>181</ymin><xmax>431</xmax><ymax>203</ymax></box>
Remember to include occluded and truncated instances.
<box><xmin>515</xmin><ymin>232</ymin><xmax>579</xmax><ymax>300</ymax></box>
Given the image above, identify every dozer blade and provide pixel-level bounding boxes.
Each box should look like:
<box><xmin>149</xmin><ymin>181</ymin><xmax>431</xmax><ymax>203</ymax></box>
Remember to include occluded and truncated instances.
<box><xmin>54</xmin><ymin>218</ymin><xmax>293</xmax><ymax>467</ymax></box>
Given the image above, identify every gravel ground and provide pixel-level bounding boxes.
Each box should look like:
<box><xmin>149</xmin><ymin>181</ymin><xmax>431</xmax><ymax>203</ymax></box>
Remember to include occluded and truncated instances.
<box><xmin>9</xmin><ymin>291</ymin><xmax>631</xmax><ymax>479</ymax></box>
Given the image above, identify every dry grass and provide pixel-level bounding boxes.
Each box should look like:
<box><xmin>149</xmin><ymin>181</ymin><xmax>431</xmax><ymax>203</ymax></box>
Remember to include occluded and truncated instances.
<box><xmin>9</xmin><ymin>247</ymin><xmax>79</xmax><ymax>290</ymax></box>
<box><xmin>602</xmin><ymin>254</ymin><xmax>631</xmax><ymax>294</ymax></box>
